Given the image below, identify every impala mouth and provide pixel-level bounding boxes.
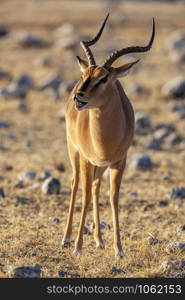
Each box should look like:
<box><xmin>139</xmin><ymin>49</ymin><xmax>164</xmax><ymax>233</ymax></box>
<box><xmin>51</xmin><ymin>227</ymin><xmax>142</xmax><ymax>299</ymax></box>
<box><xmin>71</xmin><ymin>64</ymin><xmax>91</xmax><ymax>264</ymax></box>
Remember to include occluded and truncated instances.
<box><xmin>73</xmin><ymin>94</ymin><xmax>88</xmax><ymax>110</ymax></box>
<box><xmin>76</xmin><ymin>99</ymin><xmax>88</xmax><ymax>110</ymax></box>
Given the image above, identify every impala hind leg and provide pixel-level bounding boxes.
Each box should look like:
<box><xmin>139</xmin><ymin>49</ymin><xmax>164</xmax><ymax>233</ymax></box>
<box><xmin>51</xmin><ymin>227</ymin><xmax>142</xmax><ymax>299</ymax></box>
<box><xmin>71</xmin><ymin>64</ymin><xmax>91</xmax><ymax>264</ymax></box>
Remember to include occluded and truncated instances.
<box><xmin>92</xmin><ymin>166</ymin><xmax>107</xmax><ymax>248</ymax></box>
<box><xmin>109</xmin><ymin>158</ymin><xmax>126</xmax><ymax>259</ymax></box>
<box><xmin>61</xmin><ymin>142</ymin><xmax>79</xmax><ymax>248</ymax></box>
<box><xmin>73</xmin><ymin>157</ymin><xmax>94</xmax><ymax>255</ymax></box>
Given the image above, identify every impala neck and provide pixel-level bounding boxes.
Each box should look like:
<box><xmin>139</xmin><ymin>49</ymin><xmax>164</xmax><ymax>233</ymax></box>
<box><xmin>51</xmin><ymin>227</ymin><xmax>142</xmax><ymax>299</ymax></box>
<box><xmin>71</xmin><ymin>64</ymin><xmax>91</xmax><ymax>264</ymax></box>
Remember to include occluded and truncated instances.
<box><xmin>89</xmin><ymin>83</ymin><xmax>125</xmax><ymax>141</ymax></box>
<box><xmin>89</xmin><ymin>83</ymin><xmax>123</xmax><ymax>121</ymax></box>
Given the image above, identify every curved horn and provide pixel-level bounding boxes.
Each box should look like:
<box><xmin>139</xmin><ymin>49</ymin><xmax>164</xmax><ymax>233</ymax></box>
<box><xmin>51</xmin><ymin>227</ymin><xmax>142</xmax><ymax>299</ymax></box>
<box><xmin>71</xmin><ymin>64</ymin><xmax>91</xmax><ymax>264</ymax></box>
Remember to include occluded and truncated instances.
<box><xmin>103</xmin><ymin>18</ymin><xmax>155</xmax><ymax>69</ymax></box>
<box><xmin>80</xmin><ymin>13</ymin><xmax>109</xmax><ymax>66</ymax></box>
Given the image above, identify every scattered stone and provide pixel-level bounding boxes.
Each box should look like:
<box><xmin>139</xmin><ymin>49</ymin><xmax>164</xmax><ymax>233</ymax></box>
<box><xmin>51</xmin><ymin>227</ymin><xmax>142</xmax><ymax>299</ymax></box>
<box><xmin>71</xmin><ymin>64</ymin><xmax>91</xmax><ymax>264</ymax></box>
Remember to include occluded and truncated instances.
<box><xmin>0</xmin><ymin>121</ymin><xmax>10</xmax><ymax>129</ymax></box>
<box><xmin>147</xmin><ymin>234</ymin><xmax>162</xmax><ymax>245</ymax></box>
<box><xmin>3</xmin><ymin>164</ymin><xmax>13</xmax><ymax>171</ymax></box>
<box><xmin>153</xmin><ymin>128</ymin><xmax>171</xmax><ymax>142</ymax></box>
<box><xmin>0</xmin><ymin>70</ymin><xmax>11</xmax><ymax>80</ymax></box>
<box><xmin>163</xmin><ymin>171</ymin><xmax>173</xmax><ymax>181</ymax></box>
<box><xmin>9</xmin><ymin>264</ymin><xmax>41</xmax><ymax>278</ymax></box>
<box><xmin>130</xmin><ymin>154</ymin><xmax>155</xmax><ymax>171</ymax></box>
<box><xmin>158</xmin><ymin>200</ymin><xmax>169</xmax><ymax>207</ymax></box>
<box><xmin>17</xmin><ymin>100</ymin><xmax>28</xmax><ymax>112</ymax></box>
<box><xmin>143</xmin><ymin>203</ymin><xmax>155</xmax><ymax>211</ymax></box>
<box><xmin>0</xmin><ymin>26</ymin><xmax>9</xmax><ymax>38</ymax></box>
<box><xmin>166</xmin><ymin>30</ymin><xmax>185</xmax><ymax>52</ymax></box>
<box><xmin>127</xmin><ymin>83</ymin><xmax>149</xmax><ymax>96</ymax></box>
<box><xmin>176</xmin><ymin>225</ymin><xmax>185</xmax><ymax>237</ymax></box>
<box><xmin>39</xmin><ymin>74</ymin><xmax>62</xmax><ymax>100</ymax></box>
<box><xmin>174</xmin><ymin>201</ymin><xmax>184</xmax><ymax>210</ymax></box>
<box><xmin>0</xmin><ymin>188</ymin><xmax>5</xmax><ymax>198</ymax></box>
<box><xmin>56</xmin><ymin>38</ymin><xmax>78</xmax><ymax>51</ymax></box>
<box><xmin>19</xmin><ymin>171</ymin><xmax>37</xmax><ymax>181</ymax></box>
<box><xmin>129</xmin><ymin>192</ymin><xmax>138</xmax><ymax>197</ymax></box>
<box><xmin>17</xmin><ymin>34</ymin><xmax>50</xmax><ymax>48</ymax></box>
<box><xmin>170</xmin><ymin>187</ymin><xmax>185</xmax><ymax>200</ymax></box>
<box><xmin>13</xmin><ymin>74</ymin><xmax>33</xmax><ymax>99</ymax></box>
<box><xmin>165</xmin><ymin>133</ymin><xmax>182</xmax><ymax>146</ymax></box>
<box><xmin>110</xmin><ymin>266</ymin><xmax>125</xmax><ymax>275</ymax></box>
<box><xmin>0</xmin><ymin>74</ymin><xmax>33</xmax><ymax>100</ymax></box>
<box><xmin>154</xmin><ymin>123</ymin><xmax>175</xmax><ymax>134</ymax></box>
<box><xmin>15</xmin><ymin>180</ymin><xmax>24</xmax><ymax>189</ymax></box>
<box><xmin>170</xmin><ymin>102</ymin><xmax>185</xmax><ymax>112</ymax></box>
<box><xmin>146</xmin><ymin>136</ymin><xmax>162</xmax><ymax>150</ymax></box>
<box><xmin>171</xmin><ymin>270</ymin><xmax>185</xmax><ymax>278</ymax></box>
<box><xmin>59</xmin><ymin>80</ymin><xmax>76</xmax><ymax>95</ymax></box>
<box><xmin>27</xmin><ymin>182</ymin><xmax>41</xmax><ymax>190</ymax></box>
<box><xmin>55</xmin><ymin>162</ymin><xmax>65</xmax><ymax>172</ymax></box>
<box><xmin>39</xmin><ymin>170</ymin><xmax>52</xmax><ymax>181</ymax></box>
<box><xmin>52</xmin><ymin>217</ymin><xmax>61</xmax><ymax>224</ymax></box>
<box><xmin>15</xmin><ymin>196</ymin><xmax>32</xmax><ymax>205</ymax></box>
<box><xmin>100</xmin><ymin>221</ymin><xmax>111</xmax><ymax>230</ymax></box>
<box><xmin>161</xmin><ymin>77</ymin><xmax>185</xmax><ymax>99</ymax></box>
<box><xmin>54</xmin><ymin>23</ymin><xmax>77</xmax><ymax>38</ymax></box>
<box><xmin>24</xmin><ymin>140</ymin><xmax>32</xmax><ymax>148</ymax></box>
<box><xmin>41</xmin><ymin>177</ymin><xmax>61</xmax><ymax>195</ymax></box>
<box><xmin>135</xmin><ymin>111</ymin><xmax>152</xmax><ymax>135</ymax></box>
<box><xmin>169</xmin><ymin>50</ymin><xmax>185</xmax><ymax>64</ymax></box>
<box><xmin>166</xmin><ymin>241</ymin><xmax>185</xmax><ymax>253</ymax></box>
<box><xmin>179</xmin><ymin>111</ymin><xmax>185</xmax><ymax>119</ymax></box>
<box><xmin>17</xmin><ymin>74</ymin><xmax>33</xmax><ymax>90</ymax></box>
<box><xmin>4</xmin><ymin>134</ymin><xmax>17</xmax><ymax>141</ymax></box>
<box><xmin>58</xmin><ymin>270</ymin><xmax>68</xmax><ymax>277</ymax></box>
<box><xmin>83</xmin><ymin>225</ymin><xmax>92</xmax><ymax>235</ymax></box>
<box><xmin>35</xmin><ymin>56</ymin><xmax>52</xmax><ymax>67</ymax></box>
<box><xmin>159</xmin><ymin>260</ymin><xmax>185</xmax><ymax>273</ymax></box>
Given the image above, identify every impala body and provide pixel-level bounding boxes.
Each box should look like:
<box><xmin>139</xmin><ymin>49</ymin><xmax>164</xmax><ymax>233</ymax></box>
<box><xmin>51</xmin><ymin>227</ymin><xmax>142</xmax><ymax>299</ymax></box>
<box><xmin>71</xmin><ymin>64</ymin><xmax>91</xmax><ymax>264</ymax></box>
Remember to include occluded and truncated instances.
<box><xmin>62</xmin><ymin>14</ymin><xmax>155</xmax><ymax>258</ymax></box>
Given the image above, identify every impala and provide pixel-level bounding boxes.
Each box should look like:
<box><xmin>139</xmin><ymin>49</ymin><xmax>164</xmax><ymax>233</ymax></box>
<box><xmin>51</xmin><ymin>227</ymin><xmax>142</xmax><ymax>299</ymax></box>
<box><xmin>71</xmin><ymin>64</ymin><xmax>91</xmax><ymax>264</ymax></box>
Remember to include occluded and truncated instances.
<box><xmin>62</xmin><ymin>14</ymin><xmax>155</xmax><ymax>258</ymax></box>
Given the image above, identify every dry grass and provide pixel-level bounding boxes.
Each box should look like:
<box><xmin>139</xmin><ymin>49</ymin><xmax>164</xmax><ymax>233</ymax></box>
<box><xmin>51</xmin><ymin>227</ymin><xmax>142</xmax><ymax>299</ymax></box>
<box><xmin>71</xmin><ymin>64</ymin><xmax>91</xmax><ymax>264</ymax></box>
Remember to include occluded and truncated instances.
<box><xmin>0</xmin><ymin>0</ymin><xmax>185</xmax><ymax>278</ymax></box>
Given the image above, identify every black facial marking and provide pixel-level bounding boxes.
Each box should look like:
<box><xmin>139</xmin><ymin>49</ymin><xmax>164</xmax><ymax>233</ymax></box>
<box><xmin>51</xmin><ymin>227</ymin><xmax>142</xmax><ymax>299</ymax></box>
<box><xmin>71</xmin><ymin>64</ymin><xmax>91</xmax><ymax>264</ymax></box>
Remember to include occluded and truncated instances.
<box><xmin>94</xmin><ymin>75</ymin><xmax>108</xmax><ymax>88</ymax></box>
<box><xmin>79</xmin><ymin>76</ymin><xmax>91</xmax><ymax>92</ymax></box>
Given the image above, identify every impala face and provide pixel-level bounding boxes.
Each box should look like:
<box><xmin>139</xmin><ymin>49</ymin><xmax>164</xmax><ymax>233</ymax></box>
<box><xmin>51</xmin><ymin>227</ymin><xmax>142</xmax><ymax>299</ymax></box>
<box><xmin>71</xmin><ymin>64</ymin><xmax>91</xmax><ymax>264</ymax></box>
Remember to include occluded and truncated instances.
<box><xmin>72</xmin><ymin>64</ymin><xmax>110</xmax><ymax>110</ymax></box>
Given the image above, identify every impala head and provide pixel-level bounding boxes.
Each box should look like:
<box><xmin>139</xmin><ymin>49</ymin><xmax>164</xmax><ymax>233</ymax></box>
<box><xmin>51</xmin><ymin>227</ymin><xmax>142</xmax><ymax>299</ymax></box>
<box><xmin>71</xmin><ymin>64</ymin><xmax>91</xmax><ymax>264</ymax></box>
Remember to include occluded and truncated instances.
<box><xmin>72</xmin><ymin>14</ymin><xmax>155</xmax><ymax>110</ymax></box>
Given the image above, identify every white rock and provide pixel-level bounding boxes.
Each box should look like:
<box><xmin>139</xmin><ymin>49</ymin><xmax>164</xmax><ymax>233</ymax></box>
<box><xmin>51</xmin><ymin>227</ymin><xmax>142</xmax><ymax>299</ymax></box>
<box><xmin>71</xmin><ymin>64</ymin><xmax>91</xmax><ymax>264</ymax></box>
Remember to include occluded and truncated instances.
<box><xmin>161</xmin><ymin>77</ymin><xmax>185</xmax><ymax>99</ymax></box>
<box><xmin>41</xmin><ymin>177</ymin><xmax>61</xmax><ymax>195</ymax></box>
<box><xmin>159</xmin><ymin>260</ymin><xmax>185</xmax><ymax>273</ymax></box>
<box><xmin>166</xmin><ymin>241</ymin><xmax>185</xmax><ymax>253</ymax></box>
<box><xmin>9</xmin><ymin>264</ymin><xmax>41</xmax><ymax>278</ymax></box>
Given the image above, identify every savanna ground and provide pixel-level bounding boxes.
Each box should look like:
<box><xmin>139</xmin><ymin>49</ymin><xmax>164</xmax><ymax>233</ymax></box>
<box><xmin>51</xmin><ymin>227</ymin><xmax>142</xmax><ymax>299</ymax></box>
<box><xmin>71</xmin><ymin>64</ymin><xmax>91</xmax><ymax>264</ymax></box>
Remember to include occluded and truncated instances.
<box><xmin>0</xmin><ymin>0</ymin><xmax>185</xmax><ymax>278</ymax></box>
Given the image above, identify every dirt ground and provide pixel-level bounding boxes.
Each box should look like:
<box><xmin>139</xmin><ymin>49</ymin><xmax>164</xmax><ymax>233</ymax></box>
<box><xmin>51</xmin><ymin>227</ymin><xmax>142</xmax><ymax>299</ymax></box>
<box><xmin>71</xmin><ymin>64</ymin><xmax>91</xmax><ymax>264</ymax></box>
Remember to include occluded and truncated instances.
<box><xmin>0</xmin><ymin>0</ymin><xmax>185</xmax><ymax>278</ymax></box>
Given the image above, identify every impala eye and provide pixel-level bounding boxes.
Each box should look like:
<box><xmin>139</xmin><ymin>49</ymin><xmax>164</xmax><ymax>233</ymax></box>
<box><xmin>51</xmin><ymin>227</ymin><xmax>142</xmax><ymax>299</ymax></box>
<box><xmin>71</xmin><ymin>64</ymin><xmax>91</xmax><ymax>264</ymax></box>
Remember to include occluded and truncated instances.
<box><xmin>94</xmin><ymin>75</ymin><xmax>108</xmax><ymax>88</ymax></box>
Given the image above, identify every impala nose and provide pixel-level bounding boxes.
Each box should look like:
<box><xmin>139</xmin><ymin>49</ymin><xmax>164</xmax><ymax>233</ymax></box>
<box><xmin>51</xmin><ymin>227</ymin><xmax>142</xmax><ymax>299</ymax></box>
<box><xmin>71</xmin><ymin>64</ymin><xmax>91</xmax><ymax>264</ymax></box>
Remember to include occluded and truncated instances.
<box><xmin>73</xmin><ymin>92</ymin><xmax>84</xmax><ymax>101</ymax></box>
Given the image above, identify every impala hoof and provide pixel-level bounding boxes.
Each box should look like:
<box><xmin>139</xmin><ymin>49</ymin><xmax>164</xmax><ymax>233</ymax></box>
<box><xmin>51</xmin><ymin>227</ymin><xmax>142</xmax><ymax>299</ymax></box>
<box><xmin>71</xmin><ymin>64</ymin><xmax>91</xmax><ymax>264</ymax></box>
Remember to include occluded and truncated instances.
<box><xmin>96</xmin><ymin>240</ymin><xmax>105</xmax><ymax>249</ymax></box>
<box><xmin>115</xmin><ymin>249</ymin><xmax>124</xmax><ymax>259</ymax></box>
<box><xmin>61</xmin><ymin>238</ymin><xmax>71</xmax><ymax>248</ymax></box>
<box><xmin>73</xmin><ymin>249</ymin><xmax>82</xmax><ymax>256</ymax></box>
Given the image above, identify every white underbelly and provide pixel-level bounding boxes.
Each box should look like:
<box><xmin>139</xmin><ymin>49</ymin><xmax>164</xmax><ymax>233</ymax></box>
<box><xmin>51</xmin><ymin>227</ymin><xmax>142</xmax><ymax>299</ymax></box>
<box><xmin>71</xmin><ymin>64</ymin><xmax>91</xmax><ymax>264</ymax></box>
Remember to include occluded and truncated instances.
<box><xmin>88</xmin><ymin>158</ymin><xmax>111</xmax><ymax>167</ymax></box>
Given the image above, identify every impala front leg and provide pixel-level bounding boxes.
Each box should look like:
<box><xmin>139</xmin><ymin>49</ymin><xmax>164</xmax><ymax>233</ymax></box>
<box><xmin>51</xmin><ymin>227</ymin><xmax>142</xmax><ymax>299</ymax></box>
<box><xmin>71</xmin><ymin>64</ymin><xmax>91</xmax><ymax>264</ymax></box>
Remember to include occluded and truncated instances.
<box><xmin>61</xmin><ymin>170</ymin><xmax>79</xmax><ymax>247</ymax></box>
<box><xmin>73</xmin><ymin>157</ymin><xmax>94</xmax><ymax>255</ymax></box>
<box><xmin>62</xmin><ymin>141</ymin><xmax>79</xmax><ymax>248</ymax></box>
<box><xmin>92</xmin><ymin>166</ymin><xmax>106</xmax><ymax>248</ymax></box>
<box><xmin>109</xmin><ymin>158</ymin><xmax>126</xmax><ymax>259</ymax></box>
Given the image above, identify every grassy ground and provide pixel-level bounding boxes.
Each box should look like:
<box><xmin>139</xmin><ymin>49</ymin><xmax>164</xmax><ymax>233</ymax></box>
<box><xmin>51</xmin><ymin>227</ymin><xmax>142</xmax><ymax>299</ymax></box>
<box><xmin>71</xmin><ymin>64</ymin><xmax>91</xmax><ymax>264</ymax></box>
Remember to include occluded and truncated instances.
<box><xmin>0</xmin><ymin>0</ymin><xmax>185</xmax><ymax>278</ymax></box>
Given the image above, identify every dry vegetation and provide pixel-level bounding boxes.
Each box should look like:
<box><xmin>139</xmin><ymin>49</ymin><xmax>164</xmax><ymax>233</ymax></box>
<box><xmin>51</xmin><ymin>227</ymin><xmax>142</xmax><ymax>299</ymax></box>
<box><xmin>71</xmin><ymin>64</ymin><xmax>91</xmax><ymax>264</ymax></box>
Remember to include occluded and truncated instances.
<box><xmin>0</xmin><ymin>0</ymin><xmax>185</xmax><ymax>278</ymax></box>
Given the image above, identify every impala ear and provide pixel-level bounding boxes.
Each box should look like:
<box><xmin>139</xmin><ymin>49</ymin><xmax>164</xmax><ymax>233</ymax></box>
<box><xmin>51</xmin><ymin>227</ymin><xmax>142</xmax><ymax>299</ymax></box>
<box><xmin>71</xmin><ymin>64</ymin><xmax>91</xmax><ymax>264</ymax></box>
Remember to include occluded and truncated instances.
<box><xmin>114</xmin><ymin>59</ymin><xmax>140</xmax><ymax>78</ymax></box>
<box><xmin>76</xmin><ymin>56</ymin><xmax>89</xmax><ymax>72</ymax></box>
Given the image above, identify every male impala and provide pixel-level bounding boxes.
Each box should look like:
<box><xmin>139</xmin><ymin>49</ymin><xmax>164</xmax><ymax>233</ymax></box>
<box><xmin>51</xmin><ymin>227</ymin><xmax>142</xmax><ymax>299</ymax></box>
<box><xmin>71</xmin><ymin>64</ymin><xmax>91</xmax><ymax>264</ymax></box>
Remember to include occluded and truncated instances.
<box><xmin>62</xmin><ymin>14</ymin><xmax>155</xmax><ymax>258</ymax></box>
